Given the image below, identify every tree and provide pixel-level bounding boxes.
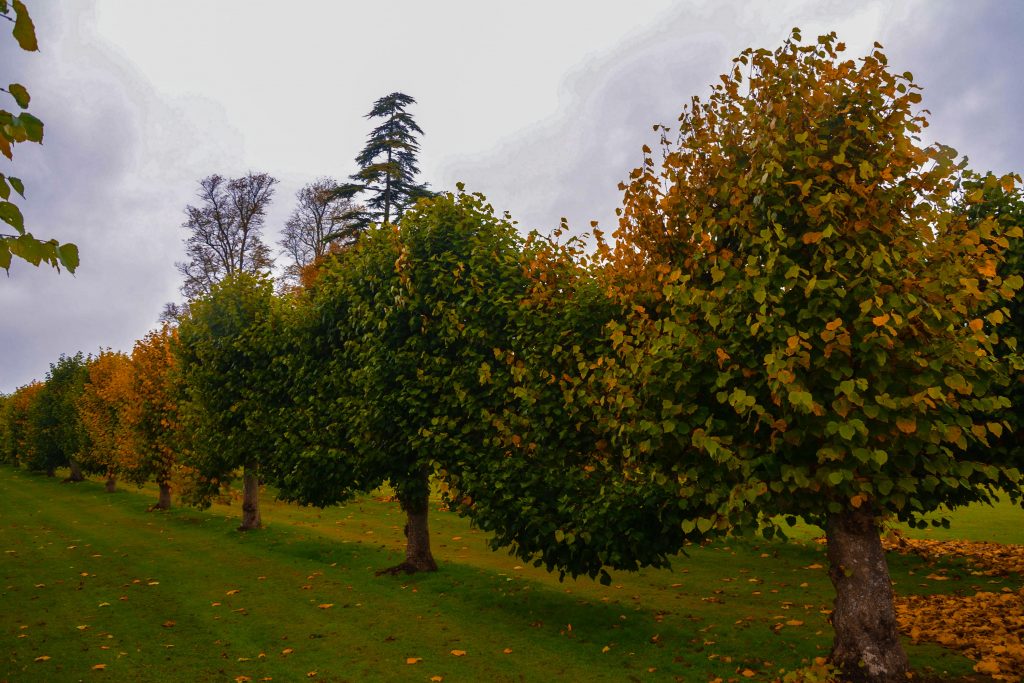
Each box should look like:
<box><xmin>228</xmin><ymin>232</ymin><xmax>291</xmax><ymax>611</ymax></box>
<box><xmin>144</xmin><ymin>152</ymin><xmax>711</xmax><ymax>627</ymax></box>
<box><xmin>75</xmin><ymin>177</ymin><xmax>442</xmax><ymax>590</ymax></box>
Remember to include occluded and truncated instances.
<box><xmin>175</xmin><ymin>173</ymin><xmax>277</xmax><ymax>301</ymax></box>
<box><xmin>0</xmin><ymin>381</ymin><xmax>43</xmax><ymax>465</ymax></box>
<box><xmin>25</xmin><ymin>353</ymin><xmax>90</xmax><ymax>480</ymax></box>
<box><xmin>77</xmin><ymin>350</ymin><xmax>134</xmax><ymax>492</ymax></box>
<box><xmin>456</xmin><ymin>32</ymin><xmax>1023</xmax><ymax>682</ymax></box>
<box><xmin>121</xmin><ymin>326</ymin><xmax>182</xmax><ymax>510</ymax></box>
<box><xmin>0</xmin><ymin>0</ymin><xmax>78</xmax><ymax>273</ymax></box>
<box><xmin>278</xmin><ymin>177</ymin><xmax>359</xmax><ymax>288</ymax></box>
<box><xmin>176</xmin><ymin>273</ymin><xmax>284</xmax><ymax>530</ymax></box>
<box><xmin>335</xmin><ymin>92</ymin><xmax>431</xmax><ymax>228</ymax></box>
<box><xmin>275</xmin><ymin>190</ymin><xmax>528</xmax><ymax>573</ymax></box>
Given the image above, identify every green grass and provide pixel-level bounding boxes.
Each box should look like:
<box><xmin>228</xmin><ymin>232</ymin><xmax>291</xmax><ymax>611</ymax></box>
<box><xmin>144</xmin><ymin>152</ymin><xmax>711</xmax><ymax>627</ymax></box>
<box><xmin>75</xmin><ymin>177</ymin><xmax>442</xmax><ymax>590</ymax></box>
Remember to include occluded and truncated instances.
<box><xmin>1</xmin><ymin>466</ymin><xmax>1020</xmax><ymax>682</ymax></box>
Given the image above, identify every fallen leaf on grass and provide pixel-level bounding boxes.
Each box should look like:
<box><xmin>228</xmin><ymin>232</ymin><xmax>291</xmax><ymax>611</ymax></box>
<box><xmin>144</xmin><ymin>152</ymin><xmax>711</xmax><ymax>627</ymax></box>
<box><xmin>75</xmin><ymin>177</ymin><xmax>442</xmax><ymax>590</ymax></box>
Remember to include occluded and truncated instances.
<box><xmin>786</xmin><ymin>620</ymin><xmax>804</xmax><ymax>627</ymax></box>
<box><xmin>450</xmin><ymin>650</ymin><xmax>466</xmax><ymax>657</ymax></box>
<box><xmin>77</xmin><ymin>625</ymin><xmax>90</xmax><ymax>631</ymax></box>
<box><xmin>406</xmin><ymin>657</ymin><xmax>422</xmax><ymax>664</ymax></box>
<box><xmin>162</xmin><ymin>621</ymin><xmax>175</xmax><ymax>628</ymax></box>
<box><xmin>282</xmin><ymin>648</ymin><xmax>294</xmax><ymax>656</ymax></box>
<box><xmin>431</xmin><ymin>676</ymin><xmax>443</xmax><ymax>682</ymax></box>
<box><xmin>226</xmin><ymin>589</ymin><xmax>240</xmax><ymax>596</ymax></box>
<box><xmin>92</xmin><ymin>664</ymin><xmax>107</xmax><ymax>670</ymax></box>
<box><xmin>804</xmin><ymin>564</ymin><xmax>823</xmax><ymax>570</ymax></box>
<box><xmin>34</xmin><ymin>656</ymin><xmax>51</xmax><ymax>662</ymax></box>
<box><xmin>235</xmin><ymin>677</ymin><xmax>251</xmax><ymax>683</ymax></box>
<box><xmin>741</xmin><ymin>669</ymin><xmax>756</xmax><ymax>678</ymax></box>
<box><xmin>317</xmin><ymin>604</ymin><xmax>333</xmax><ymax>610</ymax></box>
<box><xmin>502</xmin><ymin>648</ymin><xmax>513</xmax><ymax>654</ymax></box>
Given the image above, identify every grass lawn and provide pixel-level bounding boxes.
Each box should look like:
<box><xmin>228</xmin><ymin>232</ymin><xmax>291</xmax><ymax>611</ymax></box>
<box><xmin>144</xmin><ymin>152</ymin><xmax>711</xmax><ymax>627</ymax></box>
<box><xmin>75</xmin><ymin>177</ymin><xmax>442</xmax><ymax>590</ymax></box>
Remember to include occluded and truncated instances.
<box><xmin>1</xmin><ymin>465</ymin><xmax>1021</xmax><ymax>682</ymax></box>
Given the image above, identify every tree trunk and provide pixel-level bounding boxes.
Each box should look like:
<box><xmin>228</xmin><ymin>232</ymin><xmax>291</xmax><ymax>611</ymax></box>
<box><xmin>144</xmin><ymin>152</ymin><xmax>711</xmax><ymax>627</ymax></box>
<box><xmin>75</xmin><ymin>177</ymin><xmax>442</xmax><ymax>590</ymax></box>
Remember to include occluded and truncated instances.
<box><xmin>150</xmin><ymin>481</ymin><xmax>172</xmax><ymax>510</ymax></box>
<box><xmin>66</xmin><ymin>459</ymin><xmax>84</xmax><ymax>482</ymax></box>
<box><xmin>104</xmin><ymin>473</ymin><xmax>117</xmax><ymax>493</ymax></box>
<box><xmin>826</xmin><ymin>507</ymin><xmax>909</xmax><ymax>682</ymax></box>
<box><xmin>377</xmin><ymin>493</ymin><xmax>437</xmax><ymax>575</ymax></box>
<box><xmin>238</xmin><ymin>465</ymin><xmax>262</xmax><ymax>531</ymax></box>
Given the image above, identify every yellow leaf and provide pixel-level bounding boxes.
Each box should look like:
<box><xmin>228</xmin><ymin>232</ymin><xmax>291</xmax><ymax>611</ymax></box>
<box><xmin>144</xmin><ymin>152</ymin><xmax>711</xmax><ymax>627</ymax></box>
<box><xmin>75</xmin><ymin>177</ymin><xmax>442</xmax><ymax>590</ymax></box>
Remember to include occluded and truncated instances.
<box><xmin>406</xmin><ymin>657</ymin><xmax>422</xmax><ymax>665</ymax></box>
<box><xmin>431</xmin><ymin>677</ymin><xmax>444</xmax><ymax>682</ymax></box>
<box><xmin>450</xmin><ymin>650</ymin><xmax>467</xmax><ymax>657</ymax></box>
<box><xmin>282</xmin><ymin>648</ymin><xmax>294</xmax><ymax>656</ymax></box>
<box><xmin>785</xmin><ymin>620</ymin><xmax>804</xmax><ymax>626</ymax></box>
<box><xmin>34</xmin><ymin>655</ymin><xmax>51</xmax><ymax>662</ymax></box>
<box><xmin>226</xmin><ymin>589</ymin><xmax>240</xmax><ymax>596</ymax></box>
<box><xmin>77</xmin><ymin>625</ymin><xmax>90</xmax><ymax>630</ymax></box>
<box><xmin>601</xmin><ymin>645</ymin><xmax>611</xmax><ymax>653</ymax></box>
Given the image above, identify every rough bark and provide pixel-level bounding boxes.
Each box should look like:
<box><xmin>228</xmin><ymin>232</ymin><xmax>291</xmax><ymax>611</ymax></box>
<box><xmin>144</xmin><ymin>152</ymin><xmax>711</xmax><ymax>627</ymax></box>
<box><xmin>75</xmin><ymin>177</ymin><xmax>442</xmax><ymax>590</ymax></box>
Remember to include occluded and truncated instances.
<box><xmin>66</xmin><ymin>459</ymin><xmax>85</xmax><ymax>482</ymax></box>
<box><xmin>238</xmin><ymin>465</ymin><xmax>262</xmax><ymax>531</ymax></box>
<box><xmin>377</xmin><ymin>496</ymin><xmax>437</xmax><ymax>575</ymax></box>
<box><xmin>104</xmin><ymin>473</ymin><xmax>117</xmax><ymax>493</ymax></box>
<box><xmin>826</xmin><ymin>508</ymin><xmax>909</xmax><ymax>682</ymax></box>
<box><xmin>152</xmin><ymin>481</ymin><xmax>172</xmax><ymax>510</ymax></box>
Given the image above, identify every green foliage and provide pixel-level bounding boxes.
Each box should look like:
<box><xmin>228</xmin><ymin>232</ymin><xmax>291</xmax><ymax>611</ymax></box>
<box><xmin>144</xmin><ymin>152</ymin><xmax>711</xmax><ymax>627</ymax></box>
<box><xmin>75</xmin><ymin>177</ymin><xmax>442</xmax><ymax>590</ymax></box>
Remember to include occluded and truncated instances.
<box><xmin>334</xmin><ymin>92</ymin><xmax>432</xmax><ymax>228</ymax></box>
<box><xmin>587</xmin><ymin>30</ymin><xmax>1023</xmax><ymax>539</ymax></box>
<box><xmin>277</xmin><ymin>190</ymin><xmax>526</xmax><ymax>515</ymax></box>
<box><xmin>175</xmin><ymin>274</ymin><xmax>284</xmax><ymax>506</ymax></box>
<box><xmin>0</xmin><ymin>0</ymin><xmax>78</xmax><ymax>273</ymax></box>
<box><xmin>24</xmin><ymin>353</ymin><xmax>90</xmax><ymax>474</ymax></box>
<box><xmin>959</xmin><ymin>171</ymin><xmax>1024</xmax><ymax>464</ymax></box>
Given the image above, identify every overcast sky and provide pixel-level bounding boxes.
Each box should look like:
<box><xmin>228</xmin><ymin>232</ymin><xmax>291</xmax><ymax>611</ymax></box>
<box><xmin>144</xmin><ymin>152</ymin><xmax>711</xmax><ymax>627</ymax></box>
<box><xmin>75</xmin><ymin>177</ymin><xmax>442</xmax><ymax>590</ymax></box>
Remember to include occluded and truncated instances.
<box><xmin>2</xmin><ymin>0</ymin><xmax>1021</xmax><ymax>393</ymax></box>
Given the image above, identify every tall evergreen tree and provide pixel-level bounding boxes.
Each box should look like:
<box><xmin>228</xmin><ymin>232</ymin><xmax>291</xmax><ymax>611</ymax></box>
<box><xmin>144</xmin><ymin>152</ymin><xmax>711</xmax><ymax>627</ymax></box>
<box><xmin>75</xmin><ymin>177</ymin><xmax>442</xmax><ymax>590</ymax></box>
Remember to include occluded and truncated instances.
<box><xmin>335</xmin><ymin>92</ymin><xmax>431</xmax><ymax>228</ymax></box>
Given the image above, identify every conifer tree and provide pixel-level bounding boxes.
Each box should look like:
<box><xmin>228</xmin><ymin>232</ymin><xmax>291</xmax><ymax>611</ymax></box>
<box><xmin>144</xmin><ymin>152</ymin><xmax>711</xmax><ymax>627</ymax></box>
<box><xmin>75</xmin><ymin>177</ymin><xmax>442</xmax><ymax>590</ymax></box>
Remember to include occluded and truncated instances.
<box><xmin>335</xmin><ymin>92</ymin><xmax>431</xmax><ymax>228</ymax></box>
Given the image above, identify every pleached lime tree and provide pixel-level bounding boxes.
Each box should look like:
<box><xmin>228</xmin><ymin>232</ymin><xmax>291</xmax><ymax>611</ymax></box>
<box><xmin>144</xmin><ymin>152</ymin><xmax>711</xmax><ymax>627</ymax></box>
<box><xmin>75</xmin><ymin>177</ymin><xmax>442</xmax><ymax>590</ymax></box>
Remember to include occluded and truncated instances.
<box><xmin>175</xmin><ymin>274</ymin><xmax>284</xmax><ymax>530</ymax></box>
<box><xmin>275</xmin><ymin>190</ymin><xmax>527</xmax><ymax>573</ymax></box>
<box><xmin>77</xmin><ymin>350</ymin><xmax>134</xmax><ymax>492</ymax></box>
<box><xmin>453</xmin><ymin>31</ymin><xmax>1023</xmax><ymax>682</ymax></box>
<box><xmin>122</xmin><ymin>326</ymin><xmax>182</xmax><ymax>510</ymax></box>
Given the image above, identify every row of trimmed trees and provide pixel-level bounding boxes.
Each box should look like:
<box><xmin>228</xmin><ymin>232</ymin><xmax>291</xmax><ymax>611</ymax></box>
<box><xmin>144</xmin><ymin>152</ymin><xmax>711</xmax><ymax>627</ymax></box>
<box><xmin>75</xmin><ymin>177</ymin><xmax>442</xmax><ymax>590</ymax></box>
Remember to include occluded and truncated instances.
<box><xmin>1</xmin><ymin>32</ymin><xmax>1022</xmax><ymax>683</ymax></box>
<box><xmin>1</xmin><ymin>329</ymin><xmax>179</xmax><ymax>509</ymax></box>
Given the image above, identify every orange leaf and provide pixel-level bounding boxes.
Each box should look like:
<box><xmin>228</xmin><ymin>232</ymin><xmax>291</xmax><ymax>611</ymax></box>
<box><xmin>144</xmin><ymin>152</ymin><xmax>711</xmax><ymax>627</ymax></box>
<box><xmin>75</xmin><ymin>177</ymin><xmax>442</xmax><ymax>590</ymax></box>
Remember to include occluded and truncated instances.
<box><xmin>502</xmin><ymin>648</ymin><xmax>513</xmax><ymax>654</ymax></box>
<box><xmin>430</xmin><ymin>677</ymin><xmax>444</xmax><ymax>682</ymax></box>
<box><xmin>161</xmin><ymin>621</ymin><xmax>176</xmax><ymax>628</ymax></box>
<box><xmin>786</xmin><ymin>620</ymin><xmax>804</xmax><ymax>626</ymax></box>
<box><xmin>802</xmin><ymin>231</ymin><xmax>823</xmax><ymax>244</ymax></box>
<box><xmin>92</xmin><ymin>664</ymin><xmax>107</xmax><ymax>670</ymax></box>
<box><xmin>742</xmin><ymin>670</ymin><xmax>756</xmax><ymax>678</ymax></box>
<box><xmin>896</xmin><ymin>417</ymin><xmax>916</xmax><ymax>434</ymax></box>
<box><xmin>34</xmin><ymin>656</ymin><xmax>51</xmax><ymax>662</ymax></box>
<box><xmin>406</xmin><ymin>657</ymin><xmax>422</xmax><ymax>665</ymax></box>
<box><xmin>450</xmin><ymin>650</ymin><xmax>467</xmax><ymax>657</ymax></box>
<box><xmin>317</xmin><ymin>603</ymin><xmax>333</xmax><ymax>610</ymax></box>
<box><xmin>872</xmin><ymin>313</ymin><xmax>890</xmax><ymax>327</ymax></box>
<box><xmin>825</xmin><ymin>318</ymin><xmax>843</xmax><ymax>331</ymax></box>
<box><xmin>226</xmin><ymin>589</ymin><xmax>240</xmax><ymax>596</ymax></box>
<box><xmin>282</xmin><ymin>648</ymin><xmax>294</xmax><ymax>656</ymax></box>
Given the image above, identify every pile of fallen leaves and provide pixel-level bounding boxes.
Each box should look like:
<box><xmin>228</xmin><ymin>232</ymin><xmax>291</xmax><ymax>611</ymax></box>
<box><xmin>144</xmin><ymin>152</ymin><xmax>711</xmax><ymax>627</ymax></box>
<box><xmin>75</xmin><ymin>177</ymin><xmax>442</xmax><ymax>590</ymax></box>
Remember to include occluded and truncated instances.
<box><xmin>895</xmin><ymin>588</ymin><xmax>1024</xmax><ymax>682</ymax></box>
<box><xmin>882</xmin><ymin>535</ymin><xmax>1024</xmax><ymax>575</ymax></box>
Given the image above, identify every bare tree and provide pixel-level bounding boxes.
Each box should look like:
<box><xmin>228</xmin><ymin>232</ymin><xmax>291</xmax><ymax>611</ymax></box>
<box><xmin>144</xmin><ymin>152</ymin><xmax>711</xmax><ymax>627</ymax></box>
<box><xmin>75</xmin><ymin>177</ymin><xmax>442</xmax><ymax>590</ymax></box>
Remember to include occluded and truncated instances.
<box><xmin>278</xmin><ymin>177</ymin><xmax>360</xmax><ymax>287</ymax></box>
<box><xmin>175</xmin><ymin>173</ymin><xmax>278</xmax><ymax>301</ymax></box>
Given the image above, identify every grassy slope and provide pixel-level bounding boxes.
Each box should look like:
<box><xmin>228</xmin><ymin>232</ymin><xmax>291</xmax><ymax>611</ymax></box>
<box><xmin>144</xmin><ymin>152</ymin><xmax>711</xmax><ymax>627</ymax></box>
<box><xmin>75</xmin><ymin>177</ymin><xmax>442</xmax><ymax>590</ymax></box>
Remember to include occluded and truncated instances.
<box><xmin>1</xmin><ymin>467</ymin><xmax>1020</xmax><ymax>682</ymax></box>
